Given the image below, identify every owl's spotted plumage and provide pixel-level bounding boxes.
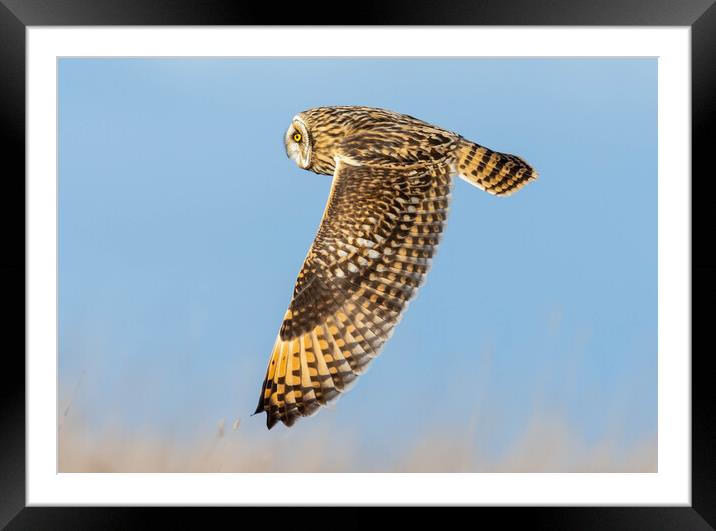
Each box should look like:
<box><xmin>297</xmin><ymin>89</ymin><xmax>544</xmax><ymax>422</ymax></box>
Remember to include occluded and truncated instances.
<box><xmin>255</xmin><ymin>106</ymin><xmax>537</xmax><ymax>429</ymax></box>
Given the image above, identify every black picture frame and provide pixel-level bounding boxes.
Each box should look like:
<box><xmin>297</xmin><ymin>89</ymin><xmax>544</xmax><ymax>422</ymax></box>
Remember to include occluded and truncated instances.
<box><xmin>2</xmin><ymin>0</ymin><xmax>713</xmax><ymax>528</ymax></box>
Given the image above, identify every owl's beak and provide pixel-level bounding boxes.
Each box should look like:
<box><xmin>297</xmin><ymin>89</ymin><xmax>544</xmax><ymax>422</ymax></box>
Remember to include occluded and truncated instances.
<box><xmin>285</xmin><ymin>138</ymin><xmax>301</xmax><ymax>167</ymax></box>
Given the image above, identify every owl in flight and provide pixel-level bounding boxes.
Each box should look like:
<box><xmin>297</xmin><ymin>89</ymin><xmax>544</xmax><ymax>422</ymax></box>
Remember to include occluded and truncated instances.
<box><xmin>255</xmin><ymin>106</ymin><xmax>537</xmax><ymax>429</ymax></box>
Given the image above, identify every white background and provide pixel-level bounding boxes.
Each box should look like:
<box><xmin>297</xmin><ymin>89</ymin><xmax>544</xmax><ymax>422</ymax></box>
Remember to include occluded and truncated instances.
<box><xmin>26</xmin><ymin>27</ymin><xmax>690</xmax><ymax>505</ymax></box>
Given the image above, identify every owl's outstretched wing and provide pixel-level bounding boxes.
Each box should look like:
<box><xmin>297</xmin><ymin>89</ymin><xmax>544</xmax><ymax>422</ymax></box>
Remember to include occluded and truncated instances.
<box><xmin>254</xmin><ymin>158</ymin><xmax>452</xmax><ymax>429</ymax></box>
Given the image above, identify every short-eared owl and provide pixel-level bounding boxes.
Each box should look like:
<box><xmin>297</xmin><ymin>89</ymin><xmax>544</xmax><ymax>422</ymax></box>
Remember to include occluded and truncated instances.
<box><xmin>255</xmin><ymin>106</ymin><xmax>537</xmax><ymax>429</ymax></box>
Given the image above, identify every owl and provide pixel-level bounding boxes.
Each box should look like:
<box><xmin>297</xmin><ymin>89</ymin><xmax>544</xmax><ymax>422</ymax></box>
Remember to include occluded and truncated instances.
<box><xmin>254</xmin><ymin>106</ymin><xmax>537</xmax><ymax>429</ymax></box>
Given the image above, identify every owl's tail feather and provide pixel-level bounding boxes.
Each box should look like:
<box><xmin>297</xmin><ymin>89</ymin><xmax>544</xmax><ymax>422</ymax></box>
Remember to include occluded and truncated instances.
<box><xmin>454</xmin><ymin>138</ymin><xmax>538</xmax><ymax>196</ymax></box>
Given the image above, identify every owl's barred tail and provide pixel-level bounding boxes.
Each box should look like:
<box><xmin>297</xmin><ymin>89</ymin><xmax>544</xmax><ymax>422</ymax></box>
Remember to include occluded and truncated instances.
<box><xmin>454</xmin><ymin>138</ymin><xmax>538</xmax><ymax>196</ymax></box>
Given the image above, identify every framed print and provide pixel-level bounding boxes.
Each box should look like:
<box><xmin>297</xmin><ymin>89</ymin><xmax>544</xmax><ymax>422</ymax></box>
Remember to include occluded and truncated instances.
<box><xmin>4</xmin><ymin>0</ymin><xmax>714</xmax><ymax>528</ymax></box>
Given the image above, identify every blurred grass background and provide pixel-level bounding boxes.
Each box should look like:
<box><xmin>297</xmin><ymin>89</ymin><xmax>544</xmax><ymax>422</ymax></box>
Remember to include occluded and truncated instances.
<box><xmin>59</xmin><ymin>386</ymin><xmax>656</xmax><ymax>473</ymax></box>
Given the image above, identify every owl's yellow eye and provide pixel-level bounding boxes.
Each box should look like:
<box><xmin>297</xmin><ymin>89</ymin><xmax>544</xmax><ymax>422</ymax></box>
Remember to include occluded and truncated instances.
<box><xmin>293</xmin><ymin>132</ymin><xmax>302</xmax><ymax>142</ymax></box>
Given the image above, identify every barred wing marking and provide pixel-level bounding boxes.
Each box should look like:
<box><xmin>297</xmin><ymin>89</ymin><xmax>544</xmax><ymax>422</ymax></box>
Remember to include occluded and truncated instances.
<box><xmin>255</xmin><ymin>158</ymin><xmax>452</xmax><ymax>428</ymax></box>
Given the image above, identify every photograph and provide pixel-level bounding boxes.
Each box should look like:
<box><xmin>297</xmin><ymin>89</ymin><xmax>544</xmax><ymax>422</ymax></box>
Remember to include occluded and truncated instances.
<box><xmin>57</xmin><ymin>56</ymin><xmax>657</xmax><ymax>473</ymax></box>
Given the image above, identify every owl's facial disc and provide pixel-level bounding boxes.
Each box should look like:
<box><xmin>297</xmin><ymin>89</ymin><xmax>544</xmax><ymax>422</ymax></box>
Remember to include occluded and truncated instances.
<box><xmin>284</xmin><ymin>119</ymin><xmax>311</xmax><ymax>169</ymax></box>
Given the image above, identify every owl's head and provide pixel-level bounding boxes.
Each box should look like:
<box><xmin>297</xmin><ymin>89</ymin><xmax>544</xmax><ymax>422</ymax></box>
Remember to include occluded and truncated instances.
<box><xmin>284</xmin><ymin>116</ymin><xmax>313</xmax><ymax>170</ymax></box>
<box><xmin>284</xmin><ymin>109</ymin><xmax>348</xmax><ymax>175</ymax></box>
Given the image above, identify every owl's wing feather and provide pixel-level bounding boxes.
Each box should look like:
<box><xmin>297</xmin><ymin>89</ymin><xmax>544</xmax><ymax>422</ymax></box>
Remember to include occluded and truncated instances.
<box><xmin>255</xmin><ymin>158</ymin><xmax>452</xmax><ymax>428</ymax></box>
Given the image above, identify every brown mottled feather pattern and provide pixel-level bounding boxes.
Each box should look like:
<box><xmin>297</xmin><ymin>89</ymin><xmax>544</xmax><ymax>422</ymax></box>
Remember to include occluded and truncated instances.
<box><xmin>255</xmin><ymin>106</ymin><xmax>537</xmax><ymax>429</ymax></box>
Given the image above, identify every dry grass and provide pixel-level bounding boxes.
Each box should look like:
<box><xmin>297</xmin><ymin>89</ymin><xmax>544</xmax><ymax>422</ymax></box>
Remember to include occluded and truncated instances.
<box><xmin>59</xmin><ymin>411</ymin><xmax>656</xmax><ymax>473</ymax></box>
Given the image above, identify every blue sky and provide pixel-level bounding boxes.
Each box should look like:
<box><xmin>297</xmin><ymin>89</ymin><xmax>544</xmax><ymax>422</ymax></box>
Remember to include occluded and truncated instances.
<box><xmin>58</xmin><ymin>58</ymin><xmax>657</xmax><ymax>470</ymax></box>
